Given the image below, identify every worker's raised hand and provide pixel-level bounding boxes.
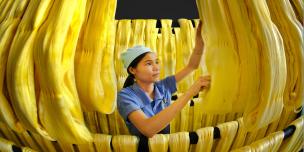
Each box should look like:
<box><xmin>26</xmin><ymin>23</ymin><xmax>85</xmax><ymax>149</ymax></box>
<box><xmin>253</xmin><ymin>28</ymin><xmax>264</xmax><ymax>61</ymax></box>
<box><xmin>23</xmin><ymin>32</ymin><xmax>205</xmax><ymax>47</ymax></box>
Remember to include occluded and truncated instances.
<box><xmin>189</xmin><ymin>75</ymin><xmax>211</xmax><ymax>96</ymax></box>
<box><xmin>195</xmin><ymin>21</ymin><xmax>204</xmax><ymax>51</ymax></box>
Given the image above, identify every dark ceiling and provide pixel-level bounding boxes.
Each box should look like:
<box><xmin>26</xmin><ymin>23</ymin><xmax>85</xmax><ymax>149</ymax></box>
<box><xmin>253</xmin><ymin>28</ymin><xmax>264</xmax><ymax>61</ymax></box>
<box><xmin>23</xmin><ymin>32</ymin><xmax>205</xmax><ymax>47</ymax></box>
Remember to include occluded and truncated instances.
<box><xmin>115</xmin><ymin>0</ymin><xmax>199</xmax><ymax>26</ymax></box>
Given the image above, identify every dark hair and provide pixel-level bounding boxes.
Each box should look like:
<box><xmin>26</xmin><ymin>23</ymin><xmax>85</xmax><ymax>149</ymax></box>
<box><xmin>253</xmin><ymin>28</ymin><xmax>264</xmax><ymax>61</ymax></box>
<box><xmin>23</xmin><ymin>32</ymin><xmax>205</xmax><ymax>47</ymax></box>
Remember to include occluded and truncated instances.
<box><xmin>123</xmin><ymin>52</ymin><xmax>149</xmax><ymax>88</ymax></box>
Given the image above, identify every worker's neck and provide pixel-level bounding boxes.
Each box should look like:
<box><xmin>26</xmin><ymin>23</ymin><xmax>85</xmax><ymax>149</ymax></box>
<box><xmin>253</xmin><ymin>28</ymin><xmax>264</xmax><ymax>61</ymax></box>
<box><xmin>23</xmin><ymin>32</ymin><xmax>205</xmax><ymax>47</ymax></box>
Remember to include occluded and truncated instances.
<box><xmin>136</xmin><ymin>81</ymin><xmax>154</xmax><ymax>94</ymax></box>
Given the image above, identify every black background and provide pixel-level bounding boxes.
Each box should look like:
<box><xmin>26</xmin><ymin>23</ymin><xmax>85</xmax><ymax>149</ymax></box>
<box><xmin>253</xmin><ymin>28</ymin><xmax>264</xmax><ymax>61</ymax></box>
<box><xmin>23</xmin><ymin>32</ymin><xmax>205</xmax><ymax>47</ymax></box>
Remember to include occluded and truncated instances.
<box><xmin>115</xmin><ymin>0</ymin><xmax>199</xmax><ymax>26</ymax></box>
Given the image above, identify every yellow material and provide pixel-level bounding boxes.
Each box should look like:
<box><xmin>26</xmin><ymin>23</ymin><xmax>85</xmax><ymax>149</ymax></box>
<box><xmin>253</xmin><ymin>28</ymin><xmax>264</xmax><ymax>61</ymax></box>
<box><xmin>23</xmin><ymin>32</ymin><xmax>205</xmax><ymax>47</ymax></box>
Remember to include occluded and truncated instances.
<box><xmin>170</xmin><ymin>31</ymin><xmax>177</xmax><ymax>73</ymax></box>
<box><xmin>267</xmin><ymin>0</ymin><xmax>304</xmax><ymax>111</ymax></box>
<box><xmin>196</xmin><ymin>0</ymin><xmax>286</xmax><ymax>132</ymax></box>
<box><xmin>31</xmin><ymin>133</ymin><xmax>56</xmax><ymax>152</ymax></box>
<box><xmin>279</xmin><ymin>116</ymin><xmax>304</xmax><ymax>152</ymax></box>
<box><xmin>170</xmin><ymin>101</ymin><xmax>181</xmax><ymax>133</ymax></box>
<box><xmin>0</xmin><ymin>0</ymin><xmax>14</xmax><ymax>23</ymax></box>
<box><xmin>75</xmin><ymin>0</ymin><xmax>117</xmax><ymax>113</ymax></box>
<box><xmin>148</xmin><ymin>134</ymin><xmax>169</xmax><ymax>152</ymax></box>
<box><xmin>93</xmin><ymin>134</ymin><xmax>112</xmax><ymax>152</ymax></box>
<box><xmin>97</xmin><ymin>112</ymin><xmax>110</xmax><ymax>134</ymax></box>
<box><xmin>100</xmin><ymin>19</ymin><xmax>118</xmax><ymax>113</ymax></box>
<box><xmin>0</xmin><ymin>0</ymin><xmax>26</xmax><ymax>133</ymax></box>
<box><xmin>0</xmin><ymin>138</ymin><xmax>14</xmax><ymax>152</ymax></box>
<box><xmin>205</xmin><ymin>114</ymin><xmax>216</xmax><ymax>127</ymax></box>
<box><xmin>114</xmin><ymin>20</ymin><xmax>132</xmax><ymax>90</ymax></box>
<box><xmin>160</xmin><ymin>20</ymin><xmax>175</xmax><ymax>77</ymax></box>
<box><xmin>33</xmin><ymin>0</ymin><xmax>92</xmax><ymax>143</ymax></box>
<box><xmin>129</xmin><ymin>20</ymin><xmax>146</xmax><ymax>47</ymax></box>
<box><xmin>77</xmin><ymin>142</ymin><xmax>95</xmax><ymax>152</ymax></box>
<box><xmin>6</xmin><ymin>0</ymin><xmax>53</xmax><ymax>139</ymax></box>
<box><xmin>213</xmin><ymin>121</ymin><xmax>238</xmax><ymax>152</ymax></box>
<box><xmin>254</xmin><ymin>126</ymin><xmax>268</xmax><ymax>142</ymax></box>
<box><xmin>194</xmin><ymin>127</ymin><xmax>213</xmax><ymax>152</ymax></box>
<box><xmin>216</xmin><ymin>114</ymin><xmax>226</xmax><ymax>125</ymax></box>
<box><xmin>22</xmin><ymin>147</ymin><xmax>38</xmax><ymax>152</ymax></box>
<box><xmin>176</xmin><ymin>19</ymin><xmax>195</xmax><ymax>92</ymax></box>
<box><xmin>276</xmin><ymin>108</ymin><xmax>297</xmax><ymax>131</ymax></box>
<box><xmin>0</xmin><ymin>123</ymin><xmax>22</xmax><ymax>146</ymax></box>
<box><xmin>144</xmin><ymin>19</ymin><xmax>158</xmax><ymax>52</ymax></box>
<box><xmin>0</xmin><ymin>137</ymin><xmax>37</xmax><ymax>152</ymax></box>
<box><xmin>83</xmin><ymin>112</ymin><xmax>98</xmax><ymax>133</ymax></box>
<box><xmin>169</xmin><ymin>132</ymin><xmax>190</xmax><ymax>152</ymax></box>
<box><xmin>225</xmin><ymin>0</ymin><xmax>261</xmax><ymax>114</ymax></box>
<box><xmin>112</xmin><ymin>135</ymin><xmax>139</xmax><ymax>152</ymax></box>
<box><xmin>231</xmin><ymin>118</ymin><xmax>247</xmax><ymax>149</ymax></box>
<box><xmin>107</xmin><ymin>109</ymin><xmax>129</xmax><ymax>135</ymax></box>
<box><xmin>57</xmin><ymin>141</ymin><xmax>74</xmax><ymax>152</ymax></box>
<box><xmin>196</xmin><ymin>0</ymin><xmax>241</xmax><ymax>114</ymax></box>
<box><xmin>265</xmin><ymin>108</ymin><xmax>297</xmax><ymax>137</ymax></box>
<box><xmin>19</xmin><ymin>132</ymin><xmax>39</xmax><ymax>151</ymax></box>
<box><xmin>107</xmin><ymin>111</ymin><xmax>119</xmax><ymax>135</ymax></box>
<box><xmin>180</xmin><ymin>101</ymin><xmax>190</xmax><ymax>131</ymax></box>
<box><xmin>290</xmin><ymin>0</ymin><xmax>304</xmax><ymax>22</ymax></box>
<box><xmin>0</xmin><ymin>0</ymin><xmax>302</xmax><ymax>148</ymax></box>
<box><xmin>188</xmin><ymin>101</ymin><xmax>194</xmax><ymax>131</ymax></box>
<box><xmin>232</xmin><ymin>131</ymin><xmax>284</xmax><ymax>152</ymax></box>
<box><xmin>244</xmin><ymin>129</ymin><xmax>260</xmax><ymax>146</ymax></box>
<box><xmin>193</xmin><ymin>99</ymin><xmax>203</xmax><ymax>131</ymax></box>
<box><xmin>156</xmin><ymin>32</ymin><xmax>164</xmax><ymax>78</ymax></box>
<box><xmin>242</xmin><ymin>0</ymin><xmax>286</xmax><ymax>131</ymax></box>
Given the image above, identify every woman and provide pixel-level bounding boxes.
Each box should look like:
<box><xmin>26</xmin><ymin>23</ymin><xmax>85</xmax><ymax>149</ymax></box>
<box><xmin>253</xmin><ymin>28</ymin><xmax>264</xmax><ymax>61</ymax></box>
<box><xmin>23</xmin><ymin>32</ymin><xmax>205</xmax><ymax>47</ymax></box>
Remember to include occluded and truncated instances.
<box><xmin>117</xmin><ymin>22</ymin><xmax>210</xmax><ymax>138</ymax></box>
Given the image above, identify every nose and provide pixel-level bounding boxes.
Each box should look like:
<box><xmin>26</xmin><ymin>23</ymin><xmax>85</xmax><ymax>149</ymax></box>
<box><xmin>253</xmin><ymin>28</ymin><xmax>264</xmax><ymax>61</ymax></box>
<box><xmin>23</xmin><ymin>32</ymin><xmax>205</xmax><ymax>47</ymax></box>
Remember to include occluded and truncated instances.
<box><xmin>153</xmin><ymin>63</ymin><xmax>160</xmax><ymax>71</ymax></box>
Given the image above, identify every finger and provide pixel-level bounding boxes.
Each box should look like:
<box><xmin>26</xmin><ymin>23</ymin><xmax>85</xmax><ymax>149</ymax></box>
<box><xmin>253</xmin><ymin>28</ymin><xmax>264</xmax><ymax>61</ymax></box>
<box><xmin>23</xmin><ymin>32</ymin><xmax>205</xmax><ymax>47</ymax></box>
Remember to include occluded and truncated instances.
<box><xmin>202</xmin><ymin>75</ymin><xmax>211</xmax><ymax>81</ymax></box>
<box><xmin>197</xmin><ymin>21</ymin><xmax>202</xmax><ymax>33</ymax></box>
<box><xmin>203</xmin><ymin>74</ymin><xmax>211</xmax><ymax>78</ymax></box>
<box><xmin>202</xmin><ymin>81</ymin><xmax>211</xmax><ymax>87</ymax></box>
<box><xmin>198</xmin><ymin>21</ymin><xmax>202</xmax><ymax>29</ymax></box>
<box><xmin>200</xmin><ymin>84</ymin><xmax>209</xmax><ymax>91</ymax></box>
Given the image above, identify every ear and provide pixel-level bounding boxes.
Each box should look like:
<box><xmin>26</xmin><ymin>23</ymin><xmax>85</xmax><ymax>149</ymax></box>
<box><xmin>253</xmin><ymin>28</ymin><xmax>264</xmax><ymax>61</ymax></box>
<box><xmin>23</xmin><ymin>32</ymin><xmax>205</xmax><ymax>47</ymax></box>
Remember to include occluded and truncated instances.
<box><xmin>128</xmin><ymin>67</ymin><xmax>136</xmax><ymax>75</ymax></box>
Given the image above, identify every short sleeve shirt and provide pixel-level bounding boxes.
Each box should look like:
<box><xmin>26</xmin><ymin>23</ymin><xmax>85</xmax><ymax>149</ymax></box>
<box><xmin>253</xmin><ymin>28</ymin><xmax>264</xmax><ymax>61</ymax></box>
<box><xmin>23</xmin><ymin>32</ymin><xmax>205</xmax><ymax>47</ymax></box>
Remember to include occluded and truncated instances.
<box><xmin>117</xmin><ymin>75</ymin><xmax>177</xmax><ymax>136</ymax></box>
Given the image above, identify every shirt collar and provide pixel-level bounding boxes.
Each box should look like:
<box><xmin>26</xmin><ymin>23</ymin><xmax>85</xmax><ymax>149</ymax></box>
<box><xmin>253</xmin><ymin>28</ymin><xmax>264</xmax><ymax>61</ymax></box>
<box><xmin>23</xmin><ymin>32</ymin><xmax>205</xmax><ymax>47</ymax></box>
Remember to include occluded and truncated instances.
<box><xmin>153</xmin><ymin>85</ymin><xmax>164</xmax><ymax>101</ymax></box>
<box><xmin>131</xmin><ymin>83</ymin><xmax>164</xmax><ymax>106</ymax></box>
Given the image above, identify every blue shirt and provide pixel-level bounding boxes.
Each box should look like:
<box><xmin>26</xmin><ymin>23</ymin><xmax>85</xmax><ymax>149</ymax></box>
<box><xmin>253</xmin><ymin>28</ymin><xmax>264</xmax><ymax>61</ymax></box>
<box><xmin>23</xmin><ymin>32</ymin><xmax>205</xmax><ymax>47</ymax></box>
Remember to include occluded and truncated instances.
<box><xmin>117</xmin><ymin>75</ymin><xmax>177</xmax><ymax>136</ymax></box>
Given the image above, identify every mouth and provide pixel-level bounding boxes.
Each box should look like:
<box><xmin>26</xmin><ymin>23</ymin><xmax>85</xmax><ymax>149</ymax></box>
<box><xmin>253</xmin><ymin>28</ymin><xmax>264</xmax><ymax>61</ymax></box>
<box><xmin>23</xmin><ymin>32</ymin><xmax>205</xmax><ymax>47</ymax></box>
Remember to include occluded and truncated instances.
<box><xmin>153</xmin><ymin>73</ymin><xmax>160</xmax><ymax>77</ymax></box>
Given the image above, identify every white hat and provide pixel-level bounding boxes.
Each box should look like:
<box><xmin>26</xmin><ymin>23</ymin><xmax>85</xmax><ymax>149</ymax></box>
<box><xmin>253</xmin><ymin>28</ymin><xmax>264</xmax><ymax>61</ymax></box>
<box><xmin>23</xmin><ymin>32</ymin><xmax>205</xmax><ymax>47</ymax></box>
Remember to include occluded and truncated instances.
<box><xmin>120</xmin><ymin>45</ymin><xmax>152</xmax><ymax>68</ymax></box>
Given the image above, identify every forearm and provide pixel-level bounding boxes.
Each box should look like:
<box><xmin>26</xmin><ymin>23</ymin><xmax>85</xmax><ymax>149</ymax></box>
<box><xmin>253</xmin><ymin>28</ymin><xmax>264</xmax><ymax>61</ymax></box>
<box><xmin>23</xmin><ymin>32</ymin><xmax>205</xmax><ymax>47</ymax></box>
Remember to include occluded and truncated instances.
<box><xmin>130</xmin><ymin>75</ymin><xmax>209</xmax><ymax>138</ymax></box>
<box><xmin>142</xmin><ymin>89</ymin><xmax>195</xmax><ymax>137</ymax></box>
<box><xmin>188</xmin><ymin>21</ymin><xmax>204</xmax><ymax>70</ymax></box>
<box><xmin>187</xmin><ymin>46</ymin><xmax>203</xmax><ymax>69</ymax></box>
<box><xmin>175</xmin><ymin>26</ymin><xmax>204</xmax><ymax>82</ymax></box>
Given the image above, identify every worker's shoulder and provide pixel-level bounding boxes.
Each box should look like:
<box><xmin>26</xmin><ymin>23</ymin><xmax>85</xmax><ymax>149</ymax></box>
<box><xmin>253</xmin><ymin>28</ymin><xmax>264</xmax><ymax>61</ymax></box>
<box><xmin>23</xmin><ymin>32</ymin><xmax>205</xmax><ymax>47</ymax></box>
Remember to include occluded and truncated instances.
<box><xmin>155</xmin><ymin>75</ymin><xmax>175</xmax><ymax>87</ymax></box>
<box><xmin>118</xmin><ymin>86</ymin><xmax>135</xmax><ymax>96</ymax></box>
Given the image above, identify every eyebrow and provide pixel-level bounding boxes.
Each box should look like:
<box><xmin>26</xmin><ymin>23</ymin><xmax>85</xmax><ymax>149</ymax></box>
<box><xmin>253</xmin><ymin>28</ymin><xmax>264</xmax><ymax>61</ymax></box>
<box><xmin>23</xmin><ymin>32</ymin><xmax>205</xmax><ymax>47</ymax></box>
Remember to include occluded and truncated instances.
<box><xmin>144</xmin><ymin>59</ymin><xmax>159</xmax><ymax>63</ymax></box>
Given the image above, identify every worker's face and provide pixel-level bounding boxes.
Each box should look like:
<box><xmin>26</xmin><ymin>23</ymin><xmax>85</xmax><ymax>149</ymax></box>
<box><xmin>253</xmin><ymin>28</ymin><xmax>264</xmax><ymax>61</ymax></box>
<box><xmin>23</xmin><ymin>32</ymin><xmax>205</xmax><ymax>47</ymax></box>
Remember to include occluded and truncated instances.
<box><xmin>129</xmin><ymin>52</ymin><xmax>160</xmax><ymax>83</ymax></box>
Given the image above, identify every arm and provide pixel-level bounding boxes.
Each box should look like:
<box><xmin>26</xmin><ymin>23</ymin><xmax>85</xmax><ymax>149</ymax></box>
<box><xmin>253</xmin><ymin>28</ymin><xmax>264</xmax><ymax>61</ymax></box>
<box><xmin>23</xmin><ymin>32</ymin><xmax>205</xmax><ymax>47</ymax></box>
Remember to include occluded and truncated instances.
<box><xmin>128</xmin><ymin>76</ymin><xmax>210</xmax><ymax>138</ymax></box>
<box><xmin>175</xmin><ymin>21</ymin><xmax>204</xmax><ymax>83</ymax></box>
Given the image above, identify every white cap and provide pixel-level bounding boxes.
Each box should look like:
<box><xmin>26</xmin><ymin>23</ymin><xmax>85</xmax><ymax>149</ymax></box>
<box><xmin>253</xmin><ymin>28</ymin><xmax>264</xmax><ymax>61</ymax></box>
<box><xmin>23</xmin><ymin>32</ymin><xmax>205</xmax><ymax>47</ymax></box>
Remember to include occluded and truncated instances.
<box><xmin>120</xmin><ymin>45</ymin><xmax>152</xmax><ymax>68</ymax></box>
